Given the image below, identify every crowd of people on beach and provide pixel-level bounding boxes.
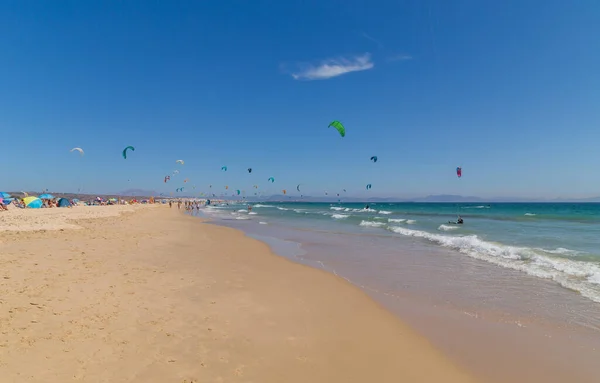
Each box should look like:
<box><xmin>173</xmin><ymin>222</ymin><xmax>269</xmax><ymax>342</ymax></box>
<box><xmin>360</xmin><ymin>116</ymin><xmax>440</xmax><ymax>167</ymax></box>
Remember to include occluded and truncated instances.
<box><xmin>0</xmin><ymin>193</ymin><xmax>158</xmax><ymax>212</ymax></box>
<box><xmin>169</xmin><ymin>199</ymin><xmax>204</xmax><ymax>211</ymax></box>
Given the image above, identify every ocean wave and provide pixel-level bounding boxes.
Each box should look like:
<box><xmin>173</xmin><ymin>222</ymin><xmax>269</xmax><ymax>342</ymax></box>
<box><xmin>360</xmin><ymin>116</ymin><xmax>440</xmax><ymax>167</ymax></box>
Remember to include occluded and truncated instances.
<box><xmin>253</xmin><ymin>204</ymin><xmax>275</xmax><ymax>208</ymax></box>
<box><xmin>332</xmin><ymin>214</ymin><xmax>349</xmax><ymax>219</ymax></box>
<box><xmin>463</xmin><ymin>205</ymin><xmax>490</xmax><ymax>209</ymax></box>
<box><xmin>540</xmin><ymin>247</ymin><xmax>582</xmax><ymax>256</ymax></box>
<box><xmin>248</xmin><ymin>212</ymin><xmax>257</xmax><ymax>215</ymax></box>
<box><xmin>438</xmin><ymin>224</ymin><xmax>459</xmax><ymax>231</ymax></box>
<box><xmin>235</xmin><ymin>216</ymin><xmax>249</xmax><ymax>220</ymax></box>
<box><xmin>378</xmin><ymin>210</ymin><xmax>392</xmax><ymax>215</ymax></box>
<box><xmin>276</xmin><ymin>207</ymin><xmax>290</xmax><ymax>211</ymax></box>
<box><xmin>360</xmin><ymin>220</ymin><xmax>386</xmax><ymax>228</ymax></box>
<box><xmin>388</xmin><ymin>218</ymin><xmax>406</xmax><ymax>223</ymax></box>
<box><xmin>259</xmin><ymin>221</ymin><xmax>268</xmax><ymax>225</ymax></box>
<box><xmin>387</xmin><ymin>226</ymin><xmax>600</xmax><ymax>303</ymax></box>
<box><xmin>524</xmin><ymin>213</ymin><xmax>536</xmax><ymax>216</ymax></box>
<box><xmin>330</xmin><ymin>207</ymin><xmax>345</xmax><ymax>211</ymax></box>
<box><xmin>406</xmin><ymin>220</ymin><xmax>417</xmax><ymax>224</ymax></box>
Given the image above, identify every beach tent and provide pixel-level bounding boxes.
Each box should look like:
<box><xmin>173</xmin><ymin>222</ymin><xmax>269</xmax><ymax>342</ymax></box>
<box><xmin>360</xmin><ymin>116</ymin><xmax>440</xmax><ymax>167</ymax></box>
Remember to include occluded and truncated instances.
<box><xmin>23</xmin><ymin>197</ymin><xmax>43</xmax><ymax>209</ymax></box>
<box><xmin>57</xmin><ymin>198</ymin><xmax>71</xmax><ymax>207</ymax></box>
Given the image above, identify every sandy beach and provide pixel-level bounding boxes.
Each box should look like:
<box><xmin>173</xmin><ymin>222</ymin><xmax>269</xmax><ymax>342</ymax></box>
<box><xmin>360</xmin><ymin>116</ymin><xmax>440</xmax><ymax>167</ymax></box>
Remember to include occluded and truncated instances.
<box><xmin>0</xmin><ymin>206</ymin><xmax>479</xmax><ymax>382</ymax></box>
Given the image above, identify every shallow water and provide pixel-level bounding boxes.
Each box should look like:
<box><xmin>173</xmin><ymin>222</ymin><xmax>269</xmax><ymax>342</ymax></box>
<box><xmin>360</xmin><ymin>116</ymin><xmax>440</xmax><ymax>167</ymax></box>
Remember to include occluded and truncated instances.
<box><xmin>195</xmin><ymin>202</ymin><xmax>600</xmax><ymax>382</ymax></box>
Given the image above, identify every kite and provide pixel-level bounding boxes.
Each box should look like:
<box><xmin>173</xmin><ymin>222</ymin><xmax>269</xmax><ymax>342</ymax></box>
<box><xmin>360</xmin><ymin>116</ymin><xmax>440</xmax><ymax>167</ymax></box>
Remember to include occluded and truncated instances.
<box><xmin>268</xmin><ymin>177</ymin><xmax>275</xmax><ymax>183</ymax></box>
<box><xmin>70</xmin><ymin>147</ymin><xmax>84</xmax><ymax>156</ymax></box>
<box><xmin>221</xmin><ymin>166</ymin><xmax>228</xmax><ymax>171</ymax></box>
<box><xmin>122</xmin><ymin>146</ymin><xmax>135</xmax><ymax>159</ymax></box>
<box><xmin>282</xmin><ymin>190</ymin><xmax>287</xmax><ymax>195</ymax></box>
<box><xmin>457</xmin><ymin>167</ymin><xmax>462</xmax><ymax>178</ymax></box>
<box><xmin>176</xmin><ymin>160</ymin><xmax>184</xmax><ymax>165</ymax></box>
<box><xmin>366</xmin><ymin>184</ymin><xmax>372</xmax><ymax>190</ymax></box>
<box><xmin>297</xmin><ymin>184</ymin><xmax>301</xmax><ymax>192</ymax></box>
<box><xmin>164</xmin><ymin>176</ymin><xmax>170</xmax><ymax>183</ymax></box>
<box><xmin>328</xmin><ymin>121</ymin><xmax>345</xmax><ymax>137</ymax></box>
<box><xmin>248</xmin><ymin>168</ymin><xmax>252</xmax><ymax>173</ymax></box>
<box><xmin>370</xmin><ymin>156</ymin><xmax>378</xmax><ymax>163</ymax></box>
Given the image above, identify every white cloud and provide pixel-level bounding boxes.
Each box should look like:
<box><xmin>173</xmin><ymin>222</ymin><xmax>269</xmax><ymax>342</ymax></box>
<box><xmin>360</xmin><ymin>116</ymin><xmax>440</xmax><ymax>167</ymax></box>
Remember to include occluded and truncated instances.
<box><xmin>291</xmin><ymin>54</ymin><xmax>374</xmax><ymax>81</ymax></box>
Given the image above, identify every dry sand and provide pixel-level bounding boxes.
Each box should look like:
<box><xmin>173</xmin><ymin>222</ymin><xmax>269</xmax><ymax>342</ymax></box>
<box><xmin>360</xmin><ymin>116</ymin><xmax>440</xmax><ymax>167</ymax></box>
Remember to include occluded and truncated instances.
<box><xmin>0</xmin><ymin>206</ymin><xmax>480</xmax><ymax>382</ymax></box>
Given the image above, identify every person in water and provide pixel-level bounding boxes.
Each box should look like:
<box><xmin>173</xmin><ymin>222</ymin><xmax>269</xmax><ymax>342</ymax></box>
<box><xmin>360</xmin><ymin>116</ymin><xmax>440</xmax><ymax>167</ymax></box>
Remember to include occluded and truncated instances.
<box><xmin>457</xmin><ymin>216</ymin><xmax>464</xmax><ymax>224</ymax></box>
<box><xmin>365</xmin><ymin>204</ymin><xmax>370</xmax><ymax>210</ymax></box>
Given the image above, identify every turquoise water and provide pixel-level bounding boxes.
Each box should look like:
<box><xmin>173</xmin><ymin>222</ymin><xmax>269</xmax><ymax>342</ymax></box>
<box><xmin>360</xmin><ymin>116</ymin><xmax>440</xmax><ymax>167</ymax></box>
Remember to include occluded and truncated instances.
<box><xmin>203</xmin><ymin>202</ymin><xmax>600</xmax><ymax>303</ymax></box>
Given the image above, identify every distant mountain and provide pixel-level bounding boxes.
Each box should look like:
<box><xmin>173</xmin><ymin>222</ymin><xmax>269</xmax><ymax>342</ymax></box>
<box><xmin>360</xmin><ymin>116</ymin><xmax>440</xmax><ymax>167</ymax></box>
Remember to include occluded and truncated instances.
<box><xmin>409</xmin><ymin>194</ymin><xmax>484</xmax><ymax>202</ymax></box>
<box><xmin>265</xmin><ymin>194</ymin><xmax>486</xmax><ymax>203</ymax></box>
<box><xmin>118</xmin><ymin>188</ymin><xmax>159</xmax><ymax>197</ymax></box>
<box><xmin>551</xmin><ymin>196</ymin><xmax>600</xmax><ymax>203</ymax></box>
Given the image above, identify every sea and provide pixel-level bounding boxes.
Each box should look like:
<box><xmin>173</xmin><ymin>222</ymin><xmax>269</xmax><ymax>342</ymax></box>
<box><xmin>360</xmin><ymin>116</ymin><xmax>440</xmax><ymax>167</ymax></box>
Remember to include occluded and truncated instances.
<box><xmin>195</xmin><ymin>201</ymin><xmax>600</xmax><ymax>381</ymax></box>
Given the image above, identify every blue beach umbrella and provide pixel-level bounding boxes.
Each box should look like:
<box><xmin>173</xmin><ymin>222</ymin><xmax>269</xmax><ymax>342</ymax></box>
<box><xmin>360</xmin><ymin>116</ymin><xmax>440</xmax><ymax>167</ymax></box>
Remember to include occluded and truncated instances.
<box><xmin>23</xmin><ymin>197</ymin><xmax>43</xmax><ymax>209</ymax></box>
<box><xmin>38</xmin><ymin>193</ymin><xmax>55</xmax><ymax>199</ymax></box>
<box><xmin>0</xmin><ymin>192</ymin><xmax>11</xmax><ymax>198</ymax></box>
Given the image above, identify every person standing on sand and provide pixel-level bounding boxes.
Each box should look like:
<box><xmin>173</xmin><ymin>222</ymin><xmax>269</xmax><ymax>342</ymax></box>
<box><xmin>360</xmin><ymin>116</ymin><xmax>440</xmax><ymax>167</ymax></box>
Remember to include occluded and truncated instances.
<box><xmin>169</xmin><ymin>201</ymin><xmax>172</xmax><ymax>208</ymax></box>
<box><xmin>177</xmin><ymin>200</ymin><xmax>181</xmax><ymax>210</ymax></box>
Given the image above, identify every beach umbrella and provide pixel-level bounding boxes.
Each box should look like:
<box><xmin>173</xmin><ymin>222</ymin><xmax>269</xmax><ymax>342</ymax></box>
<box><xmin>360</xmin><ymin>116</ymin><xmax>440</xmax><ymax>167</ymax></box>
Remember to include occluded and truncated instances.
<box><xmin>23</xmin><ymin>197</ymin><xmax>43</xmax><ymax>209</ymax></box>
<box><xmin>38</xmin><ymin>193</ymin><xmax>55</xmax><ymax>199</ymax></box>
<box><xmin>0</xmin><ymin>192</ymin><xmax>11</xmax><ymax>199</ymax></box>
<box><xmin>57</xmin><ymin>198</ymin><xmax>71</xmax><ymax>208</ymax></box>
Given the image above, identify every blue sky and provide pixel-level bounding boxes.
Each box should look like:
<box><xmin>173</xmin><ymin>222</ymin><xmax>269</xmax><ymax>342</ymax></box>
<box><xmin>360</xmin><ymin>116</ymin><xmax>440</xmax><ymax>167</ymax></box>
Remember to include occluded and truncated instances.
<box><xmin>1</xmin><ymin>0</ymin><xmax>599</xmax><ymax>198</ymax></box>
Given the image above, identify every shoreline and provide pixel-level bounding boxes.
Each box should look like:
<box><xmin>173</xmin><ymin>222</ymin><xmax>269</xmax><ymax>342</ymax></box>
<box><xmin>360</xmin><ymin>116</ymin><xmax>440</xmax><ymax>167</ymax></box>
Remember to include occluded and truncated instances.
<box><xmin>0</xmin><ymin>206</ymin><xmax>479</xmax><ymax>382</ymax></box>
<box><xmin>201</xmin><ymin>207</ymin><xmax>600</xmax><ymax>383</ymax></box>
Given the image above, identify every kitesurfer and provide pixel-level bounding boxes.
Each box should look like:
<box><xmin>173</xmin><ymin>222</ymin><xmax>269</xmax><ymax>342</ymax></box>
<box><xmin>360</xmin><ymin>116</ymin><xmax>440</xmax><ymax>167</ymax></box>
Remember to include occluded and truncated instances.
<box><xmin>457</xmin><ymin>216</ymin><xmax>464</xmax><ymax>224</ymax></box>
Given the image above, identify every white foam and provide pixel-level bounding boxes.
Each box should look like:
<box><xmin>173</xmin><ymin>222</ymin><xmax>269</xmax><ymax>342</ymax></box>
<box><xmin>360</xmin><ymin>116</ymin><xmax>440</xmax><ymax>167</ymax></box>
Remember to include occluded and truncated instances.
<box><xmin>524</xmin><ymin>213</ymin><xmax>536</xmax><ymax>216</ymax></box>
<box><xmin>330</xmin><ymin>207</ymin><xmax>345</xmax><ymax>211</ymax></box>
<box><xmin>378</xmin><ymin>210</ymin><xmax>392</xmax><ymax>215</ymax></box>
<box><xmin>259</xmin><ymin>221</ymin><xmax>268</xmax><ymax>225</ymax></box>
<box><xmin>360</xmin><ymin>220</ymin><xmax>386</xmax><ymax>228</ymax></box>
<box><xmin>387</xmin><ymin>226</ymin><xmax>600</xmax><ymax>303</ymax></box>
<box><xmin>332</xmin><ymin>214</ymin><xmax>349</xmax><ymax>219</ymax></box>
<box><xmin>541</xmin><ymin>247</ymin><xmax>582</xmax><ymax>256</ymax></box>
<box><xmin>253</xmin><ymin>204</ymin><xmax>274</xmax><ymax>208</ymax></box>
<box><xmin>388</xmin><ymin>218</ymin><xmax>406</xmax><ymax>223</ymax></box>
<box><xmin>438</xmin><ymin>224</ymin><xmax>459</xmax><ymax>231</ymax></box>
<box><xmin>248</xmin><ymin>212</ymin><xmax>257</xmax><ymax>215</ymax></box>
<box><xmin>406</xmin><ymin>220</ymin><xmax>417</xmax><ymax>224</ymax></box>
<box><xmin>235</xmin><ymin>216</ymin><xmax>249</xmax><ymax>220</ymax></box>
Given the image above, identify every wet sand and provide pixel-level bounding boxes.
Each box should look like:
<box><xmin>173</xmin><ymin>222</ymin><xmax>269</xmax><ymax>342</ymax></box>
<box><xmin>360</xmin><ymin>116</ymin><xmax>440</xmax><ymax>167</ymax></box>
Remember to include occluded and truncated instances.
<box><xmin>0</xmin><ymin>206</ymin><xmax>478</xmax><ymax>382</ymax></box>
<box><xmin>217</xmin><ymin>217</ymin><xmax>600</xmax><ymax>383</ymax></box>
